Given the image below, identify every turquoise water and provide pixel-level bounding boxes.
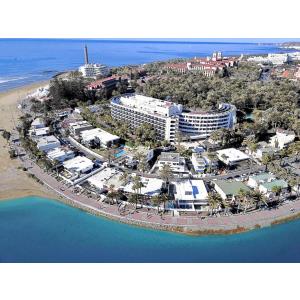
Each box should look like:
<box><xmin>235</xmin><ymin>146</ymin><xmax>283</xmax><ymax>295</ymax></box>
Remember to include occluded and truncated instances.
<box><xmin>0</xmin><ymin>196</ymin><xmax>300</xmax><ymax>262</ymax></box>
<box><xmin>115</xmin><ymin>150</ymin><xmax>126</xmax><ymax>158</ymax></box>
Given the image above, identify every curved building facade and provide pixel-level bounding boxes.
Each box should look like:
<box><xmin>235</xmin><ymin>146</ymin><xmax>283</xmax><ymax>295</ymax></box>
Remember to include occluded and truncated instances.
<box><xmin>110</xmin><ymin>94</ymin><xmax>236</xmax><ymax>142</ymax></box>
<box><xmin>179</xmin><ymin>103</ymin><xmax>236</xmax><ymax>139</ymax></box>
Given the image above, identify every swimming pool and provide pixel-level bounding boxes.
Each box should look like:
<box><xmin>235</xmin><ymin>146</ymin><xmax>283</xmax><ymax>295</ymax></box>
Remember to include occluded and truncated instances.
<box><xmin>115</xmin><ymin>149</ymin><xmax>126</xmax><ymax>158</ymax></box>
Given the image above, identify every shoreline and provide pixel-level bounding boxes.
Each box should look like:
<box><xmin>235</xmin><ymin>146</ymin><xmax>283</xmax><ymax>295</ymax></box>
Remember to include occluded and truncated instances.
<box><xmin>0</xmin><ymin>80</ymin><xmax>60</xmax><ymax>202</ymax></box>
<box><xmin>1</xmin><ymin>82</ymin><xmax>300</xmax><ymax>236</ymax></box>
<box><xmin>2</xmin><ymin>192</ymin><xmax>300</xmax><ymax>237</ymax></box>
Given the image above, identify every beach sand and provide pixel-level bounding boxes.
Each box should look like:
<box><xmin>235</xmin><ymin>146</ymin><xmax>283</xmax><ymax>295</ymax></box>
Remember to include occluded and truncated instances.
<box><xmin>0</xmin><ymin>82</ymin><xmax>59</xmax><ymax>201</ymax></box>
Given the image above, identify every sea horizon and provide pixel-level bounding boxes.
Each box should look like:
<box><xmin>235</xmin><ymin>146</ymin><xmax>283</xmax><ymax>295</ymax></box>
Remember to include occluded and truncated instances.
<box><xmin>0</xmin><ymin>38</ymin><xmax>297</xmax><ymax>92</ymax></box>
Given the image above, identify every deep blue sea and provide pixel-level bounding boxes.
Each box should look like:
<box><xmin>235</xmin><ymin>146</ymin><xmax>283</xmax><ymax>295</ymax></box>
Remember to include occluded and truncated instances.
<box><xmin>0</xmin><ymin>196</ymin><xmax>300</xmax><ymax>263</ymax></box>
<box><xmin>0</xmin><ymin>38</ymin><xmax>294</xmax><ymax>92</ymax></box>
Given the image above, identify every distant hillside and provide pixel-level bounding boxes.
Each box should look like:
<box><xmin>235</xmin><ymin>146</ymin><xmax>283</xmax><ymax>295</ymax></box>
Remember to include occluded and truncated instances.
<box><xmin>280</xmin><ymin>41</ymin><xmax>300</xmax><ymax>47</ymax></box>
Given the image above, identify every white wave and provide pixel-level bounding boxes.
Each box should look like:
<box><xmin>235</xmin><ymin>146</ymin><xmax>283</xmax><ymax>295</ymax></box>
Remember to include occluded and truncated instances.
<box><xmin>0</xmin><ymin>76</ymin><xmax>29</xmax><ymax>84</ymax></box>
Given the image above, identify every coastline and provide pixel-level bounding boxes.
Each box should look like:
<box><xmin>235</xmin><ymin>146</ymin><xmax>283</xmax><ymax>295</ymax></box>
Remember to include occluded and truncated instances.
<box><xmin>0</xmin><ymin>80</ymin><xmax>60</xmax><ymax>202</ymax></box>
<box><xmin>1</xmin><ymin>81</ymin><xmax>300</xmax><ymax>236</ymax></box>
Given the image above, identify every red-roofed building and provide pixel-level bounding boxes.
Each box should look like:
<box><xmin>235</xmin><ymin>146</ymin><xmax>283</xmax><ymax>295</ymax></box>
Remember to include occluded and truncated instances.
<box><xmin>164</xmin><ymin>52</ymin><xmax>238</xmax><ymax>77</ymax></box>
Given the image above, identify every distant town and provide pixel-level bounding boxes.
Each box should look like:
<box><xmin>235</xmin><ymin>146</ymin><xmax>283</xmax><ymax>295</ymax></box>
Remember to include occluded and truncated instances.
<box><xmin>2</xmin><ymin>44</ymin><xmax>300</xmax><ymax>233</ymax></box>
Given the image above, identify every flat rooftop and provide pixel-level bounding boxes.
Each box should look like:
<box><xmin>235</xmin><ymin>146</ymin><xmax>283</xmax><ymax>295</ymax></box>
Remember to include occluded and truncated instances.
<box><xmin>260</xmin><ymin>179</ymin><xmax>288</xmax><ymax>191</ymax></box>
<box><xmin>112</xmin><ymin>94</ymin><xmax>182</xmax><ymax>117</ymax></box>
<box><xmin>36</xmin><ymin>135</ymin><xmax>60</xmax><ymax>146</ymax></box>
<box><xmin>249</xmin><ymin>173</ymin><xmax>275</xmax><ymax>182</ymax></box>
<box><xmin>123</xmin><ymin>177</ymin><xmax>163</xmax><ymax>196</ymax></box>
<box><xmin>63</xmin><ymin>156</ymin><xmax>94</xmax><ymax>172</ymax></box>
<box><xmin>173</xmin><ymin>180</ymin><xmax>208</xmax><ymax>201</ymax></box>
<box><xmin>217</xmin><ymin>148</ymin><xmax>249</xmax><ymax>163</ymax></box>
<box><xmin>214</xmin><ymin>180</ymin><xmax>250</xmax><ymax>195</ymax></box>
<box><xmin>159</xmin><ymin>152</ymin><xmax>180</xmax><ymax>163</ymax></box>
<box><xmin>87</xmin><ymin>167</ymin><xmax>121</xmax><ymax>190</ymax></box>
<box><xmin>80</xmin><ymin>128</ymin><xmax>119</xmax><ymax>144</ymax></box>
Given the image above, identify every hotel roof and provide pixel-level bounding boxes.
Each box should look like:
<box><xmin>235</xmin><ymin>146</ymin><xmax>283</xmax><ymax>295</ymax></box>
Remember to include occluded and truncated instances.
<box><xmin>112</xmin><ymin>94</ymin><xmax>183</xmax><ymax>117</ymax></box>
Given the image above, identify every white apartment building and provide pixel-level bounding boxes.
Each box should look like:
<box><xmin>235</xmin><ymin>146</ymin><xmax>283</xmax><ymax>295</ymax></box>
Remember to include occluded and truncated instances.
<box><xmin>247</xmin><ymin>53</ymin><xmax>298</xmax><ymax>65</ymax></box>
<box><xmin>217</xmin><ymin>148</ymin><xmax>249</xmax><ymax>166</ymax></box>
<box><xmin>111</xmin><ymin>94</ymin><xmax>236</xmax><ymax>142</ymax></box>
<box><xmin>47</xmin><ymin>147</ymin><xmax>75</xmax><ymax>163</ymax></box>
<box><xmin>172</xmin><ymin>180</ymin><xmax>208</xmax><ymax>211</ymax></box>
<box><xmin>63</xmin><ymin>156</ymin><xmax>94</xmax><ymax>174</ymax></box>
<box><xmin>156</xmin><ymin>152</ymin><xmax>186</xmax><ymax>173</ymax></box>
<box><xmin>80</xmin><ymin>128</ymin><xmax>120</xmax><ymax>148</ymax></box>
<box><xmin>31</xmin><ymin>118</ymin><xmax>46</xmax><ymax>129</ymax></box>
<box><xmin>36</xmin><ymin>136</ymin><xmax>61</xmax><ymax>152</ymax></box>
<box><xmin>79</xmin><ymin>64</ymin><xmax>110</xmax><ymax>78</ymax></box>
<box><xmin>270</xmin><ymin>129</ymin><xmax>295</xmax><ymax>149</ymax></box>
<box><xmin>68</xmin><ymin>121</ymin><xmax>93</xmax><ymax>136</ymax></box>
<box><xmin>191</xmin><ymin>152</ymin><xmax>218</xmax><ymax>173</ymax></box>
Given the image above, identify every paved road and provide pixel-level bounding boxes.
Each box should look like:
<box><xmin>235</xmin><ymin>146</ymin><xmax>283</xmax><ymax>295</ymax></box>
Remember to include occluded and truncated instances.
<box><xmin>18</xmin><ymin>152</ymin><xmax>300</xmax><ymax>232</ymax></box>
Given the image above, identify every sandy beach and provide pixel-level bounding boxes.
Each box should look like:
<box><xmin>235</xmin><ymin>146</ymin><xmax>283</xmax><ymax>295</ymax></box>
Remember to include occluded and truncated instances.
<box><xmin>0</xmin><ymin>82</ymin><xmax>59</xmax><ymax>201</ymax></box>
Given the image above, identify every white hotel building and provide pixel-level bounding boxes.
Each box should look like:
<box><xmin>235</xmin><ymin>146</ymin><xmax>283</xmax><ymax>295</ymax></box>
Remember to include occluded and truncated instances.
<box><xmin>79</xmin><ymin>64</ymin><xmax>110</xmax><ymax>79</ymax></box>
<box><xmin>111</xmin><ymin>94</ymin><xmax>236</xmax><ymax>142</ymax></box>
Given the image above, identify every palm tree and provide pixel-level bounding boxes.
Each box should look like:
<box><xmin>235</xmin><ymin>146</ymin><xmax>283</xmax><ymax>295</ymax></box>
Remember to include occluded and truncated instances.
<box><xmin>160</xmin><ymin>164</ymin><xmax>173</xmax><ymax>194</ymax></box>
<box><xmin>206</xmin><ymin>152</ymin><xmax>217</xmax><ymax>174</ymax></box>
<box><xmin>120</xmin><ymin>171</ymin><xmax>131</xmax><ymax>186</ymax></box>
<box><xmin>271</xmin><ymin>185</ymin><xmax>282</xmax><ymax>204</ymax></box>
<box><xmin>261</xmin><ymin>153</ymin><xmax>273</xmax><ymax>172</ymax></box>
<box><xmin>207</xmin><ymin>192</ymin><xmax>221</xmax><ymax>216</ymax></box>
<box><xmin>152</xmin><ymin>194</ymin><xmax>162</xmax><ymax>214</ymax></box>
<box><xmin>107</xmin><ymin>184</ymin><xmax>117</xmax><ymax>205</ymax></box>
<box><xmin>132</xmin><ymin>175</ymin><xmax>144</xmax><ymax>209</ymax></box>
<box><xmin>138</xmin><ymin>159</ymin><xmax>147</xmax><ymax>176</ymax></box>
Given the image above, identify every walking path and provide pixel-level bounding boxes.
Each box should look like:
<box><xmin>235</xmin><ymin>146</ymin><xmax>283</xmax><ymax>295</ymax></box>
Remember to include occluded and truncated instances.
<box><xmin>19</xmin><ymin>154</ymin><xmax>300</xmax><ymax>234</ymax></box>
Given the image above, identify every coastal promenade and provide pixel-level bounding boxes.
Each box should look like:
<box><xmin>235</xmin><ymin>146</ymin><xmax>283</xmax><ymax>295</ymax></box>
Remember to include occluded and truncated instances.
<box><xmin>19</xmin><ymin>154</ymin><xmax>300</xmax><ymax>234</ymax></box>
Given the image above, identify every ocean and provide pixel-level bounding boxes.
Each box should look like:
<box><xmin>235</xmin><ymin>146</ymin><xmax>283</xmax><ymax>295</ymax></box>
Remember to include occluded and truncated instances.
<box><xmin>1</xmin><ymin>39</ymin><xmax>299</xmax><ymax>263</ymax></box>
<box><xmin>0</xmin><ymin>38</ymin><xmax>293</xmax><ymax>92</ymax></box>
<box><xmin>0</xmin><ymin>196</ymin><xmax>300</xmax><ymax>263</ymax></box>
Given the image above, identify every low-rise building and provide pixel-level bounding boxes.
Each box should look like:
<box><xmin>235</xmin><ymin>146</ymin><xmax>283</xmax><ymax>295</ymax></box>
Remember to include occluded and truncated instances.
<box><xmin>29</xmin><ymin>127</ymin><xmax>50</xmax><ymax>137</ymax></box>
<box><xmin>122</xmin><ymin>177</ymin><xmax>164</xmax><ymax>197</ymax></box>
<box><xmin>36</xmin><ymin>135</ymin><xmax>61</xmax><ymax>152</ymax></box>
<box><xmin>80</xmin><ymin>128</ymin><xmax>120</xmax><ymax>148</ymax></box>
<box><xmin>252</xmin><ymin>143</ymin><xmax>276</xmax><ymax>160</ymax></box>
<box><xmin>47</xmin><ymin>147</ymin><xmax>75</xmax><ymax>163</ymax></box>
<box><xmin>259</xmin><ymin>179</ymin><xmax>288</xmax><ymax>197</ymax></box>
<box><xmin>87</xmin><ymin>167</ymin><xmax>121</xmax><ymax>192</ymax></box>
<box><xmin>172</xmin><ymin>180</ymin><xmax>208</xmax><ymax>211</ymax></box>
<box><xmin>214</xmin><ymin>180</ymin><xmax>250</xmax><ymax>200</ymax></box>
<box><xmin>157</xmin><ymin>152</ymin><xmax>186</xmax><ymax>173</ymax></box>
<box><xmin>217</xmin><ymin>148</ymin><xmax>249</xmax><ymax>166</ymax></box>
<box><xmin>270</xmin><ymin>129</ymin><xmax>295</xmax><ymax>149</ymax></box>
<box><xmin>68</xmin><ymin>121</ymin><xmax>93</xmax><ymax>136</ymax></box>
<box><xmin>191</xmin><ymin>152</ymin><xmax>218</xmax><ymax>173</ymax></box>
<box><xmin>247</xmin><ymin>173</ymin><xmax>276</xmax><ymax>189</ymax></box>
<box><xmin>31</xmin><ymin>118</ymin><xmax>46</xmax><ymax>129</ymax></box>
<box><xmin>63</xmin><ymin>156</ymin><xmax>94</xmax><ymax>174</ymax></box>
<box><xmin>191</xmin><ymin>153</ymin><xmax>207</xmax><ymax>173</ymax></box>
